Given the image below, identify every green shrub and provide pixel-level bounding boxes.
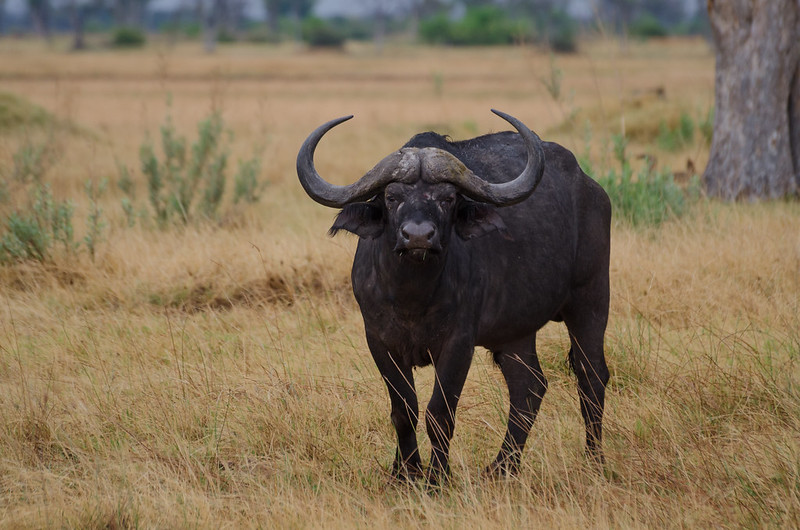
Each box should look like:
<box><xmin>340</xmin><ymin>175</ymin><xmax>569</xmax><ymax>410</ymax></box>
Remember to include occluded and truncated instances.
<box><xmin>120</xmin><ymin>106</ymin><xmax>264</xmax><ymax>227</ymax></box>
<box><xmin>243</xmin><ymin>24</ymin><xmax>281</xmax><ymax>44</ymax></box>
<box><xmin>699</xmin><ymin>107</ymin><xmax>714</xmax><ymax>145</ymax></box>
<box><xmin>83</xmin><ymin>179</ymin><xmax>107</xmax><ymax>262</ymax></box>
<box><xmin>451</xmin><ymin>6</ymin><xmax>520</xmax><ymax>45</ymax></box>
<box><xmin>629</xmin><ymin>15</ymin><xmax>668</xmax><ymax>39</ymax></box>
<box><xmin>657</xmin><ymin>112</ymin><xmax>695</xmax><ymax>152</ymax></box>
<box><xmin>541</xmin><ymin>9</ymin><xmax>577</xmax><ymax>53</ymax></box>
<box><xmin>0</xmin><ymin>138</ymin><xmax>114</xmax><ymax>264</ymax></box>
<box><xmin>302</xmin><ymin>17</ymin><xmax>346</xmax><ymax>48</ymax></box>
<box><xmin>138</xmin><ymin>112</ymin><xmax>227</xmax><ymax>225</ymax></box>
<box><xmin>0</xmin><ymin>92</ymin><xmax>56</xmax><ymax>132</ymax></box>
<box><xmin>419</xmin><ymin>7</ymin><xmax>528</xmax><ymax>46</ymax></box>
<box><xmin>0</xmin><ymin>184</ymin><xmax>76</xmax><ymax>263</ymax></box>
<box><xmin>182</xmin><ymin>22</ymin><xmax>202</xmax><ymax>39</ymax></box>
<box><xmin>217</xmin><ymin>28</ymin><xmax>237</xmax><ymax>43</ymax></box>
<box><xmin>418</xmin><ymin>14</ymin><xmax>452</xmax><ymax>45</ymax></box>
<box><xmin>327</xmin><ymin>16</ymin><xmax>372</xmax><ymax>42</ymax></box>
<box><xmin>583</xmin><ymin>133</ymin><xmax>700</xmax><ymax>227</ymax></box>
<box><xmin>111</xmin><ymin>26</ymin><xmax>146</xmax><ymax>48</ymax></box>
<box><xmin>233</xmin><ymin>157</ymin><xmax>264</xmax><ymax>204</ymax></box>
<box><xmin>594</xmin><ymin>166</ymin><xmax>696</xmax><ymax>227</ymax></box>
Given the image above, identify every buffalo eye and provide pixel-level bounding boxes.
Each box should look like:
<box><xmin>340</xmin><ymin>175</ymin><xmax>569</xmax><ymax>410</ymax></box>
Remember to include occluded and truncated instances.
<box><xmin>385</xmin><ymin>195</ymin><xmax>399</xmax><ymax>207</ymax></box>
<box><xmin>438</xmin><ymin>196</ymin><xmax>455</xmax><ymax>208</ymax></box>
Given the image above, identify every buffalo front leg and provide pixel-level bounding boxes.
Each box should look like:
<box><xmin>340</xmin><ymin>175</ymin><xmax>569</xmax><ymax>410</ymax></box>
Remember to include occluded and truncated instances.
<box><xmin>425</xmin><ymin>342</ymin><xmax>474</xmax><ymax>485</ymax></box>
<box><xmin>488</xmin><ymin>336</ymin><xmax>547</xmax><ymax>476</ymax></box>
<box><xmin>367</xmin><ymin>334</ymin><xmax>422</xmax><ymax>481</ymax></box>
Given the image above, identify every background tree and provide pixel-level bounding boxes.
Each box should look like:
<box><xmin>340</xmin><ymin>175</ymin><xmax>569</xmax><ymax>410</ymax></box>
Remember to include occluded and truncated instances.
<box><xmin>68</xmin><ymin>0</ymin><xmax>89</xmax><ymax>49</ymax></box>
<box><xmin>408</xmin><ymin>0</ymin><xmax>449</xmax><ymax>35</ymax></box>
<box><xmin>360</xmin><ymin>0</ymin><xmax>393</xmax><ymax>53</ymax></box>
<box><xmin>263</xmin><ymin>0</ymin><xmax>314</xmax><ymax>37</ymax></box>
<box><xmin>114</xmin><ymin>0</ymin><xmax>149</xmax><ymax>27</ymax></box>
<box><xmin>0</xmin><ymin>0</ymin><xmax>6</xmax><ymax>35</ymax></box>
<box><xmin>702</xmin><ymin>0</ymin><xmax>800</xmax><ymax>199</ymax></box>
<box><xmin>203</xmin><ymin>0</ymin><xmax>224</xmax><ymax>52</ymax></box>
<box><xmin>27</xmin><ymin>0</ymin><xmax>51</xmax><ymax>40</ymax></box>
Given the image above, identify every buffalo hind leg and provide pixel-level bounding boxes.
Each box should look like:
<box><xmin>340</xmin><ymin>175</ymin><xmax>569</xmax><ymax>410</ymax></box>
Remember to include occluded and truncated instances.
<box><xmin>487</xmin><ymin>336</ymin><xmax>547</xmax><ymax>477</ymax></box>
<box><xmin>367</xmin><ymin>334</ymin><xmax>422</xmax><ymax>481</ymax></box>
<box><xmin>562</xmin><ymin>281</ymin><xmax>610</xmax><ymax>464</ymax></box>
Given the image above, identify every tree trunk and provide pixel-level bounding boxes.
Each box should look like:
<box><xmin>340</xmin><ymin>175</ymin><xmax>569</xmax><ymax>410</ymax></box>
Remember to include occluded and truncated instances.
<box><xmin>70</xmin><ymin>1</ymin><xmax>86</xmax><ymax>50</ymax></box>
<box><xmin>29</xmin><ymin>0</ymin><xmax>52</xmax><ymax>41</ymax></box>
<box><xmin>703</xmin><ymin>0</ymin><xmax>800</xmax><ymax>200</ymax></box>
<box><xmin>203</xmin><ymin>0</ymin><xmax>223</xmax><ymax>53</ymax></box>
<box><xmin>0</xmin><ymin>0</ymin><xmax>6</xmax><ymax>35</ymax></box>
<box><xmin>264</xmin><ymin>0</ymin><xmax>278</xmax><ymax>36</ymax></box>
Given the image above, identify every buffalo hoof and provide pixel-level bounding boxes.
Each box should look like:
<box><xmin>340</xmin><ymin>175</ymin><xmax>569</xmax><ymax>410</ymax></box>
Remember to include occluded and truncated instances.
<box><xmin>586</xmin><ymin>447</ymin><xmax>606</xmax><ymax>468</ymax></box>
<box><xmin>424</xmin><ymin>466</ymin><xmax>451</xmax><ymax>490</ymax></box>
<box><xmin>391</xmin><ymin>464</ymin><xmax>424</xmax><ymax>485</ymax></box>
<box><xmin>483</xmin><ymin>460</ymin><xmax>519</xmax><ymax>481</ymax></box>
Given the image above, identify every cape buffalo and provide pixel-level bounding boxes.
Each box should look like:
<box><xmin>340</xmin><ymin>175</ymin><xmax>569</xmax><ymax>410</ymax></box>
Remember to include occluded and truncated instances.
<box><xmin>296</xmin><ymin>110</ymin><xmax>611</xmax><ymax>483</ymax></box>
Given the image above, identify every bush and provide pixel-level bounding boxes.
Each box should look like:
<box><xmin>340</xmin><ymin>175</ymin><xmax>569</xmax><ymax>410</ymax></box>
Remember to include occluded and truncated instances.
<box><xmin>243</xmin><ymin>24</ymin><xmax>281</xmax><ymax>44</ymax></box>
<box><xmin>0</xmin><ymin>184</ymin><xmax>75</xmax><ymax>263</ymax></box>
<box><xmin>419</xmin><ymin>7</ymin><xmax>528</xmax><ymax>46</ymax></box>
<box><xmin>328</xmin><ymin>16</ymin><xmax>372</xmax><ymax>42</ymax></box>
<box><xmin>656</xmin><ymin>112</ymin><xmax>695</xmax><ymax>152</ymax></box>
<box><xmin>543</xmin><ymin>9</ymin><xmax>577</xmax><ymax>53</ymax></box>
<box><xmin>0</xmin><ymin>138</ymin><xmax>109</xmax><ymax>264</ymax></box>
<box><xmin>583</xmin><ymin>134</ymin><xmax>700</xmax><ymax>227</ymax></box>
<box><xmin>217</xmin><ymin>28</ymin><xmax>238</xmax><ymax>43</ymax></box>
<box><xmin>111</xmin><ymin>26</ymin><xmax>146</xmax><ymax>48</ymax></box>
<box><xmin>302</xmin><ymin>17</ymin><xmax>346</xmax><ymax>48</ymax></box>
<box><xmin>629</xmin><ymin>15</ymin><xmax>668</xmax><ymax>39</ymax></box>
<box><xmin>595</xmin><ymin>165</ymin><xmax>697</xmax><ymax>227</ymax></box>
<box><xmin>418</xmin><ymin>14</ymin><xmax>452</xmax><ymax>45</ymax></box>
<box><xmin>119</xmin><ymin>106</ymin><xmax>265</xmax><ymax>227</ymax></box>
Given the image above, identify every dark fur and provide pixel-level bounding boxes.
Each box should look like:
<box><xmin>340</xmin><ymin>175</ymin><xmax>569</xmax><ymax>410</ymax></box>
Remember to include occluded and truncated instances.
<box><xmin>331</xmin><ymin>130</ymin><xmax>611</xmax><ymax>482</ymax></box>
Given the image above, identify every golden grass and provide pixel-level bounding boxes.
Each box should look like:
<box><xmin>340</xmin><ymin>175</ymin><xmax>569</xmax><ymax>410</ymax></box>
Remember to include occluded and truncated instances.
<box><xmin>1</xmin><ymin>36</ymin><xmax>799</xmax><ymax>528</ymax></box>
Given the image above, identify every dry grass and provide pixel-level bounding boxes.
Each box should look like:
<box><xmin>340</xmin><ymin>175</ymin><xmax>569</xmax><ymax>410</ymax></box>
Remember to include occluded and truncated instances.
<box><xmin>1</xmin><ymin>36</ymin><xmax>799</xmax><ymax>528</ymax></box>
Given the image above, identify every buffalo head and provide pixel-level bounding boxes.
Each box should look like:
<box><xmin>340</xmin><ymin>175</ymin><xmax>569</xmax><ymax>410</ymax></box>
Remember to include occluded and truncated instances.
<box><xmin>296</xmin><ymin>110</ymin><xmax>546</xmax><ymax>263</ymax></box>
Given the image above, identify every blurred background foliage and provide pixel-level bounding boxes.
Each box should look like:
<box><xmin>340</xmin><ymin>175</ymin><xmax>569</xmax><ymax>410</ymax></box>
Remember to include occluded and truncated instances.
<box><xmin>0</xmin><ymin>0</ymin><xmax>709</xmax><ymax>52</ymax></box>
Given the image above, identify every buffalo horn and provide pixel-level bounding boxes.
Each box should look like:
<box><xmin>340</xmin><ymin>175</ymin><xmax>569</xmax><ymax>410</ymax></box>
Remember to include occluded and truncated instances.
<box><xmin>296</xmin><ymin>110</ymin><xmax>545</xmax><ymax>208</ymax></box>
<box><xmin>296</xmin><ymin>115</ymin><xmax>414</xmax><ymax>208</ymax></box>
<box><xmin>434</xmin><ymin>109</ymin><xmax>546</xmax><ymax>206</ymax></box>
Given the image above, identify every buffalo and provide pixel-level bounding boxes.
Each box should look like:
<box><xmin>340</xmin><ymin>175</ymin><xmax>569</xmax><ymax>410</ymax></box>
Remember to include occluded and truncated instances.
<box><xmin>296</xmin><ymin>110</ymin><xmax>611</xmax><ymax>483</ymax></box>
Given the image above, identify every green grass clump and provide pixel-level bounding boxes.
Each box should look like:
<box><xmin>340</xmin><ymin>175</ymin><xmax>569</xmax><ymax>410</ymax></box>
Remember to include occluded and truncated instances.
<box><xmin>656</xmin><ymin>112</ymin><xmax>695</xmax><ymax>152</ymax></box>
<box><xmin>111</xmin><ymin>26</ymin><xmax>146</xmax><ymax>48</ymax></box>
<box><xmin>0</xmin><ymin>184</ymin><xmax>76</xmax><ymax>263</ymax></box>
<box><xmin>584</xmin><ymin>134</ymin><xmax>701</xmax><ymax>227</ymax></box>
<box><xmin>119</xmin><ymin>104</ymin><xmax>265</xmax><ymax>227</ymax></box>
<box><xmin>0</xmin><ymin>92</ymin><xmax>57</xmax><ymax>132</ymax></box>
<box><xmin>419</xmin><ymin>6</ymin><xmax>529</xmax><ymax>46</ymax></box>
<box><xmin>0</xmin><ymin>138</ymin><xmax>110</xmax><ymax>264</ymax></box>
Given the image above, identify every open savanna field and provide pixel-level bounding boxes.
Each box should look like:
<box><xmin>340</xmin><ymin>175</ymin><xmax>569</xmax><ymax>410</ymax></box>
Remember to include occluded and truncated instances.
<box><xmin>0</xmin><ymin>36</ymin><xmax>798</xmax><ymax>527</ymax></box>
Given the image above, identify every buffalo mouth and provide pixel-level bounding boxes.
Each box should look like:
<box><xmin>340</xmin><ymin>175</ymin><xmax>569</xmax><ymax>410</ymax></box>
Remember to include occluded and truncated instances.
<box><xmin>396</xmin><ymin>247</ymin><xmax>440</xmax><ymax>263</ymax></box>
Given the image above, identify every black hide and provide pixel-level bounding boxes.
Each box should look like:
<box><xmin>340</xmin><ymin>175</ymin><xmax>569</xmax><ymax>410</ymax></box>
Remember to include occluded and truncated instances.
<box><xmin>333</xmin><ymin>130</ymin><xmax>610</xmax><ymax>482</ymax></box>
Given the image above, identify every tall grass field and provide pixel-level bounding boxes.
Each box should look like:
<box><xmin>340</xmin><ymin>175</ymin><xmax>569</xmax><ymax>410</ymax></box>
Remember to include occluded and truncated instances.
<box><xmin>0</xmin><ymin>37</ymin><xmax>798</xmax><ymax>527</ymax></box>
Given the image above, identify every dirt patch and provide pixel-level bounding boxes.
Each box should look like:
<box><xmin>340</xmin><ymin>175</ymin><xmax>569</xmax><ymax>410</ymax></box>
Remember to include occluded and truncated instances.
<box><xmin>0</xmin><ymin>262</ymin><xmax>87</xmax><ymax>292</ymax></box>
<box><xmin>149</xmin><ymin>269</ymin><xmax>352</xmax><ymax>313</ymax></box>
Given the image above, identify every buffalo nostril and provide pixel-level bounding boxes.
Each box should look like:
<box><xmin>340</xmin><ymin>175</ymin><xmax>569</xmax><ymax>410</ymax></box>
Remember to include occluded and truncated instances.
<box><xmin>401</xmin><ymin>222</ymin><xmax>436</xmax><ymax>246</ymax></box>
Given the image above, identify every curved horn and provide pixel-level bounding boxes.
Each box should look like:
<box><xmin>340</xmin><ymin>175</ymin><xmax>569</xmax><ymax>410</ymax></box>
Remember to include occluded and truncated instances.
<box><xmin>444</xmin><ymin>109</ymin><xmax>546</xmax><ymax>206</ymax></box>
<box><xmin>297</xmin><ymin>115</ymin><xmax>415</xmax><ymax>208</ymax></box>
<box><xmin>297</xmin><ymin>110</ymin><xmax>545</xmax><ymax>208</ymax></box>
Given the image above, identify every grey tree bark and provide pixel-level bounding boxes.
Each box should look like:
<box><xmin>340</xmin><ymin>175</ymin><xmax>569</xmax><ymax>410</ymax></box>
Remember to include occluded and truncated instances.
<box><xmin>703</xmin><ymin>0</ymin><xmax>800</xmax><ymax>200</ymax></box>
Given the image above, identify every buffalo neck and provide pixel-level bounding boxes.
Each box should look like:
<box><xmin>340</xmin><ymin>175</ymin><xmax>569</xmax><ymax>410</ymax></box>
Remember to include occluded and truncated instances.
<box><xmin>372</xmin><ymin>240</ymin><xmax>455</xmax><ymax>316</ymax></box>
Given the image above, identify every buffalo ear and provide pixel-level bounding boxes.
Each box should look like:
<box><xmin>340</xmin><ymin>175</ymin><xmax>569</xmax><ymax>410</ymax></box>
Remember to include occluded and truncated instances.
<box><xmin>329</xmin><ymin>202</ymin><xmax>384</xmax><ymax>239</ymax></box>
<box><xmin>455</xmin><ymin>201</ymin><xmax>511</xmax><ymax>240</ymax></box>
